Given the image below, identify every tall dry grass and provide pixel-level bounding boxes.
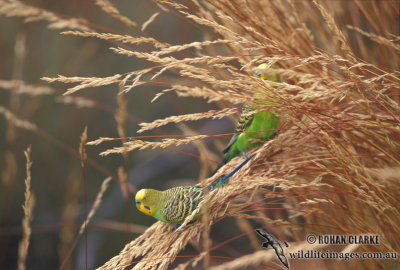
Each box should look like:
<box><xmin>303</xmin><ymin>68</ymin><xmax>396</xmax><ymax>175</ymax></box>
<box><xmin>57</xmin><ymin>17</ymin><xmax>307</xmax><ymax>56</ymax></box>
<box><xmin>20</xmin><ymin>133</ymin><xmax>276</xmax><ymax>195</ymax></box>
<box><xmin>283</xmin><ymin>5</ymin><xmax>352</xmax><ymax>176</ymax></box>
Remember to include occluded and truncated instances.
<box><xmin>1</xmin><ymin>0</ymin><xmax>399</xmax><ymax>269</ymax></box>
<box><xmin>17</xmin><ymin>146</ymin><xmax>35</xmax><ymax>270</ymax></box>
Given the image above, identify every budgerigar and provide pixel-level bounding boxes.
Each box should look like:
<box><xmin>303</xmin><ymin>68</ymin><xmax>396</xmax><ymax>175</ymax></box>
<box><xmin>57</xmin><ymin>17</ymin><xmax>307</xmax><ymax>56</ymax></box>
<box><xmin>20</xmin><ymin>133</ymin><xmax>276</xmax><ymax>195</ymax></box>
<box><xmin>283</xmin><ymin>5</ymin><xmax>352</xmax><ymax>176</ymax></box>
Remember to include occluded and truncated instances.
<box><xmin>222</xmin><ymin>63</ymin><xmax>280</xmax><ymax>164</ymax></box>
<box><xmin>135</xmin><ymin>155</ymin><xmax>253</xmax><ymax>225</ymax></box>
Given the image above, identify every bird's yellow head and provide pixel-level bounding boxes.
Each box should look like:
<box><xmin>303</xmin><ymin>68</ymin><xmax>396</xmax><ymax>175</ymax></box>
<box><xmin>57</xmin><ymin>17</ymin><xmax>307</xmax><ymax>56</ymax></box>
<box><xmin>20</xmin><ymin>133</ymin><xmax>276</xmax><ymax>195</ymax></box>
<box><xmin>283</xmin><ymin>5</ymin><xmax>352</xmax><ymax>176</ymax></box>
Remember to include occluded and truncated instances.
<box><xmin>135</xmin><ymin>189</ymin><xmax>158</xmax><ymax>217</ymax></box>
<box><xmin>255</xmin><ymin>63</ymin><xmax>280</xmax><ymax>82</ymax></box>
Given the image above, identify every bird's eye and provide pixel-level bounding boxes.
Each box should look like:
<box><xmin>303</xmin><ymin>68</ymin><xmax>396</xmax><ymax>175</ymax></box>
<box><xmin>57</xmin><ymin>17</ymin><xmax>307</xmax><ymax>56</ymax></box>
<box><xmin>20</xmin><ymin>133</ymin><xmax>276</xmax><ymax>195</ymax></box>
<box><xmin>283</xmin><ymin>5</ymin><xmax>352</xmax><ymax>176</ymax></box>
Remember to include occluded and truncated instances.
<box><xmin>255</xmin><ymin>72</ymin><xmax>261</xmax><ymax>78</ymax></box>
<box><xmin>143</xmin><ymin>197</ymin><xmax>147</xmax><ymax>201</ymax></box>
<box><xmin>144</xmin><ymin>205</ymin><xmax>151</xmax><ymax>210</ymax></box>
<box><xmin>135</xmin><ymin>200</ymin><xmax>141</xmax><ymax>204</ymax></box>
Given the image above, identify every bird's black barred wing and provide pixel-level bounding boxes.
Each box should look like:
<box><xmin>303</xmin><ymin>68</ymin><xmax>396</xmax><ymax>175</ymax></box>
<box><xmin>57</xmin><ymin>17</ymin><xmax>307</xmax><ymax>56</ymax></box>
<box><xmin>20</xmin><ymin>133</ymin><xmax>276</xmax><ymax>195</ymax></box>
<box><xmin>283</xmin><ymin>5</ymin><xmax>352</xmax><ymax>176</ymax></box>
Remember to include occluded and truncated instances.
<box><xmin>222</xmin><ymin>105</ymin><xmax>254</xmax><ymax>154</ymax></box>
<box><xmin>160</xmin><ymin>186</ymin><xmax>204</xmax><ymax>223</ymax></box>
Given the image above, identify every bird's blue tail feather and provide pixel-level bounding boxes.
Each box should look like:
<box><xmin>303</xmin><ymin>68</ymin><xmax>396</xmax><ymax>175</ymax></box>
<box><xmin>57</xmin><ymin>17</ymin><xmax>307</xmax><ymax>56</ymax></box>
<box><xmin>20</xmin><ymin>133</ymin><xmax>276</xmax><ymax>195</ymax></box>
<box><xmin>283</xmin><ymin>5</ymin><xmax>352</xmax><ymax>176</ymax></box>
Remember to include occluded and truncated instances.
<box><xmin>209</xmin><ymin>154</ymin><xmax>254</xmax><ymax>190</ymax></box>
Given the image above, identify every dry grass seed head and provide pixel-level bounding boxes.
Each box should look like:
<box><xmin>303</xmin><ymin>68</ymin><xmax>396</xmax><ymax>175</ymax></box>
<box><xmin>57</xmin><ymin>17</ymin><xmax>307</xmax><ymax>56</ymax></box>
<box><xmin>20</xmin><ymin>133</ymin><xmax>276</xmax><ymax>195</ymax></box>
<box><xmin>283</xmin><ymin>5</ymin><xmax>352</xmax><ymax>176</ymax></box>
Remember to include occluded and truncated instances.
<box><xmin>17</xmin><ymin>146</ymin><xmax>35</xmax><ymax>270</ymax></box>
<box><xmin>0</xmin><ymin>0</ymin><xmax>91</xmax><ymax>31</ymax></box>
<box><xmin>94</xmin><ymin>1</ymin><xmax>399</xmax><ymax>268</ymax></box>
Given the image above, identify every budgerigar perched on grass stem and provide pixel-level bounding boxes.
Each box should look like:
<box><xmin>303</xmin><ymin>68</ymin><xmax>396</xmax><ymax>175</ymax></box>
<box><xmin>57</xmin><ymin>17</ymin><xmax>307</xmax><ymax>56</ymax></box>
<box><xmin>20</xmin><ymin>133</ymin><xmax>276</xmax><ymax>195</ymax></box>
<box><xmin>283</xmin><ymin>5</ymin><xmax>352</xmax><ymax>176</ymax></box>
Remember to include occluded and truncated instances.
<box><xmin>222</xmin><ymin>63</ymin><xmax>280</xmax><ymax>164</ymax></box>
<box><xmin>135</xmin><ymin>155</ymin><xmax>253</xmax><ymax>225</ymax></box>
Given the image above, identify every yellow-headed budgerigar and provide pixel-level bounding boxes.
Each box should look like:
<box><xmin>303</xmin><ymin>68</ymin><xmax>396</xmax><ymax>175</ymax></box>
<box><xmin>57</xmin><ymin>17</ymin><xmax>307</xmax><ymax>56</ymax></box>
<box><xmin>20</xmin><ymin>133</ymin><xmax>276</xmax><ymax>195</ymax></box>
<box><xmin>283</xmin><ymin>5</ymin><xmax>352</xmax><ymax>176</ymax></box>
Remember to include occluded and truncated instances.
<box><xmin>222</xmin><ymin>63</ymin><xmax>280</xmax><ymax>164</ymax></box>
<box><xmin>135</xmin><ymin>155</ymin><xmax>253</xmax><ymax>225</ymax></box>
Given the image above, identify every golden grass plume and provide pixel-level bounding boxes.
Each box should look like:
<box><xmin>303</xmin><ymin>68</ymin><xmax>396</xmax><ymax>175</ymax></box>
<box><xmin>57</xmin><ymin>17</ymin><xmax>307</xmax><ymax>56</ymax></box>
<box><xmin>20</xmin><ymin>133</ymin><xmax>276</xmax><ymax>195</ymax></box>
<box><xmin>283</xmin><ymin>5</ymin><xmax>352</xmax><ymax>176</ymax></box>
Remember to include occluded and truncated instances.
<box><xmin>87</xmin><ymin>1</ymin><xmax>398</xmax><ymax>269</ymax></box>
<box><xmin>17</xmin><ymin>146</ymin><xmax>35</xmax><ymax>270</ymax></box>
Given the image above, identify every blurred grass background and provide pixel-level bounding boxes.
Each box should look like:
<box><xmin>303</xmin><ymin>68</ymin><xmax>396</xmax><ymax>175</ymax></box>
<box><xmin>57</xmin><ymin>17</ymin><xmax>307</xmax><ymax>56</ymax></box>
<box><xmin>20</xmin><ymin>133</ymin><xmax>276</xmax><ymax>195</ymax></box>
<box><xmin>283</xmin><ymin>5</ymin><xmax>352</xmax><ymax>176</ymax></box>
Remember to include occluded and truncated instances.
<box><xmin>0</xmin><ymin>1</ymin><xmax>234</xmax><ymax>269</ymax></box>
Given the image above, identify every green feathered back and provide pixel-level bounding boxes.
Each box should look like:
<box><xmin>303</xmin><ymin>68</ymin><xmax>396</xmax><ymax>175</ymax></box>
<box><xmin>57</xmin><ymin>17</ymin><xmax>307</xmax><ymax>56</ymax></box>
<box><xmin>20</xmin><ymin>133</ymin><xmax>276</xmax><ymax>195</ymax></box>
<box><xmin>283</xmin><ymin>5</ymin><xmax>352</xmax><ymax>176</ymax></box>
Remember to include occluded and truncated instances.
<box><xmin>155</xmin><ymin>186</ymin><xmax>203</xmax><ymax>224</ymax></box>
<box><xmin>222</xmin><ymin>64</ymin><xmax>280</xmax><ymax>163</ymax></box>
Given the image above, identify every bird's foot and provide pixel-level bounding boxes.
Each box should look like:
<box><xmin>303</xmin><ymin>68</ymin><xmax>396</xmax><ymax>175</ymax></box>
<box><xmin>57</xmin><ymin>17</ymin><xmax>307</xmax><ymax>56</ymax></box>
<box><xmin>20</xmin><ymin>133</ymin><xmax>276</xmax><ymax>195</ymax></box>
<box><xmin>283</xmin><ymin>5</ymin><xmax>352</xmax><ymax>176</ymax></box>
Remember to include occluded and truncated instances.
<box><xmin>170</xmin><ymin>224</ymin><xmax>180</xmax><ymax>231</ymax></box>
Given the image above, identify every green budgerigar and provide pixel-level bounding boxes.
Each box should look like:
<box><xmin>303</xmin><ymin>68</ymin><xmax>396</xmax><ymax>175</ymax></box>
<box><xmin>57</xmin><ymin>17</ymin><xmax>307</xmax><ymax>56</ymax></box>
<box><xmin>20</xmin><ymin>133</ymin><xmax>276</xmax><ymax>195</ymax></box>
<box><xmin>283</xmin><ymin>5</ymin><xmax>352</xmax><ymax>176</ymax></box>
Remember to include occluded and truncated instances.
<box><xmin>222</xmin><ymin>63</ymin><xmax>280</xmax><ymax>164</ymax></box>
<box><xmin>135</xmin><ymin>155</ymin><xmax>253</xmax><ymax>225</ymax></box>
